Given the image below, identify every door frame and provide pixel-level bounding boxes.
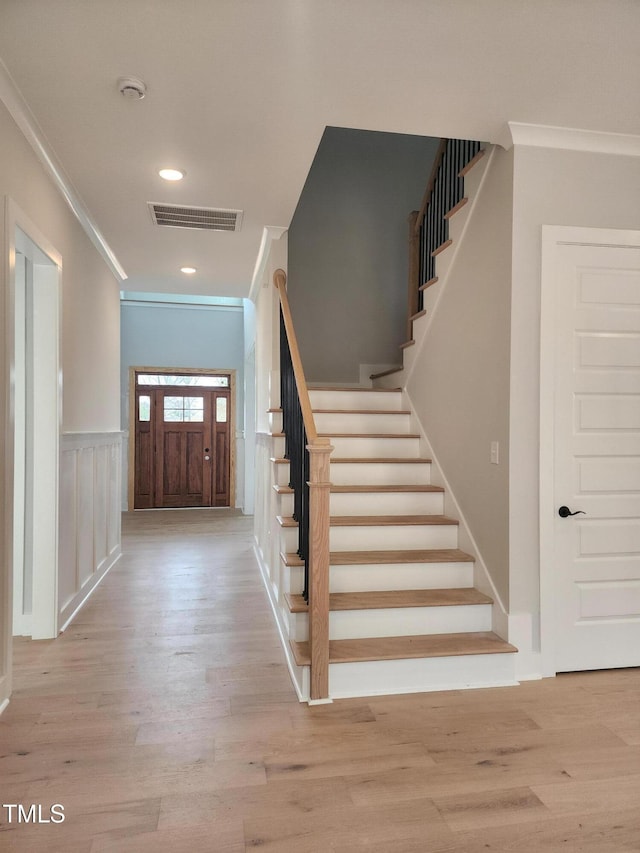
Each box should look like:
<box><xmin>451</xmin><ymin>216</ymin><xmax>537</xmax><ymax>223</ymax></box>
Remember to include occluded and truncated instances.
<box><xmin>2</xmin><ymin>197</ymin><xmax>62</xmax><ymax>698</ymax></box>
<box><xmin>539</xmin><ymin>224</ymin><xmax>640</xmax><ymax>677</ymax></box>
<box><xmin>127</xmin><ymin>366</ymin><xmax>236</xmax><ymax>510</ymax></box>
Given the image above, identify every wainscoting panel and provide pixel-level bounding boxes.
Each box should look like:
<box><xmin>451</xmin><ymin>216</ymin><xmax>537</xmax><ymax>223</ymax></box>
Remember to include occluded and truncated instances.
<box><xmin>59</xmin><ymin>432</ymin><xmax>123</xmax><ymax>631</ymax></box>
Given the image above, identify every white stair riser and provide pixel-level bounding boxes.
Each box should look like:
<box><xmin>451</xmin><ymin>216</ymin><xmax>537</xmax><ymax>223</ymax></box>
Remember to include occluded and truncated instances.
<box><xmin>269</xmin><ymin>412</ymin><xmax>282</xmax><ymax>433</ymax></box>
<box><xmin>422</xmin><ymin>284</ymin><xmax>439</xmax><ymax>316</ymax></box>
<box><xmin>275</xmin><ymin>491</ymin><xmax>294</xmax><ymax>515</ymax></box>
<box><xmin>314</xmin><ymin>412</ymin><xmax>412</xmax><ymax>434</ymax></box>
<box><xmin>292</xmin><ymin>603</ymin><xmax>492</xmax><ymax>641</ymax></box>
<box><xmin>309</xmin><ymin>390</ymin><xmax>403</xmax><ymax>411</ymax></box>
<box><xmin>288</xmin><ymin>561</ymin><xmax>475</xmax><ymax>593</ymax></box>
<box><xmin>326</xmin><ymin>653</ymin><xmax>516</xmax><ymax>699</ymax></box>
<box><xmin>401</xmin><ymin>345</ymin><xmax>418</xmax><ymax>375</ymax></box>
<box><xmin>277</xmin><ymin>491</ymin><xmax>446</xmax><ymax>517</ymax></box>
<box><xmin>278</xmin><ymin>527</ymin><xmax>299</xmax><ymax>552</ymax></box>
<box><xmin>330</xmin><ymin>461</ymin><xmax>431</xmax><ymax>485</ymax></box>
<box><xmin>281</xmin><ymin>523</ymin><xmax>458</xmax><ymax>552</ymax></box>
<box><xmin>411</xmin><ymin>314</ymin><xmax>429</xmax><ymax>347</ymax></box>
<box><xmin>329</xmin><ymin>491</ymin><xmax>444</xmax><ymax>516</ymax></box>
<box><xmin>329</xmin><ymin>435</ymin><xmax>420</xmax><ymax>458</ymax></box>
<box><xmin>273</xmin><ymin>463</ymin><xmax>291</xmax><ymax>486</ymax></box>
<box><xmin>329</xmin><ymin>524</ymin><xmax>459</xmax><ymax>551</ymax></box>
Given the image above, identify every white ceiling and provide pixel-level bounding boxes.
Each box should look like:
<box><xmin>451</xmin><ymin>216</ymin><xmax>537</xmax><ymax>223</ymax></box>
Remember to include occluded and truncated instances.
<box><xmin>0</xmin><ymin>0</ymin><xmax>638</xmax><ymax>297</ymax></box>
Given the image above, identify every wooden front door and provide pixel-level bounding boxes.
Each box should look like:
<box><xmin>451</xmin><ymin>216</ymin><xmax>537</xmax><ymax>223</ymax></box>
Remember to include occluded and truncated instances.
<box><xmin>134</xmin><ymin>384</ymin><xmax>230</xmax><ymax>509</ymax></box>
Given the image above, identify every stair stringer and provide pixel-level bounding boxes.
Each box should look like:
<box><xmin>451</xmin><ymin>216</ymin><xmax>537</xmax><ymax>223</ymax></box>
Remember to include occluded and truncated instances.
<box><xmin>401</xmin><ymin>387</ymin><xmax>509</xmax><ymax>642</ymax></box>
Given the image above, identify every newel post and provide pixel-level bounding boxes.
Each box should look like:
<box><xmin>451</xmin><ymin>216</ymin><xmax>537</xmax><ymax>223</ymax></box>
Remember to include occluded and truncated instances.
<box><xmin>307</xmin><ymin>437</ymin><xmax>333</xmax><ymax>701</ymax></box>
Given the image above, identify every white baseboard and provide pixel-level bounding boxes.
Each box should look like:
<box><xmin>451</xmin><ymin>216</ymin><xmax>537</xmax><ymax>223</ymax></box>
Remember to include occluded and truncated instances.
<box><xmin>58</xmin><ymin>547</ymin><xmax>121</xmax><ymax>633</ymax></box>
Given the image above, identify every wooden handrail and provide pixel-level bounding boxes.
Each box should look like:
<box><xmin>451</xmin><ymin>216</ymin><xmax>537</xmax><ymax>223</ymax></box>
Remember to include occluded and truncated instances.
<box><xmin>273</xmin><ymin>269</ymin><xmax>318</xmax><ymax>443</ymax></box>
<box><xmin>414</xmin><ymin>138</ymin><xmax>447</xmax><ymax>236</ymax></box>
<box><xmin>273</xmin><ymin>268</ymin><xmax>332</xmax><ymax>701</ymax></box>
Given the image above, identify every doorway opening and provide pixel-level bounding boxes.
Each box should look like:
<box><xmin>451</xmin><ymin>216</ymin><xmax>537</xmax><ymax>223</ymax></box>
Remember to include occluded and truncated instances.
<box><xmin>129</xmin><ymin>368</ymin><xmax>235</xmax><ymax>509</ymax></box>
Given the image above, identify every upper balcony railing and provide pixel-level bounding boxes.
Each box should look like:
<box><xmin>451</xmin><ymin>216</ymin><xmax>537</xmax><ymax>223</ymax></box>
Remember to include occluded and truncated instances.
<box><xmin>407</xmin><ymin>139</ymin><xmax>482</xmax><ymax>336</ymax></box>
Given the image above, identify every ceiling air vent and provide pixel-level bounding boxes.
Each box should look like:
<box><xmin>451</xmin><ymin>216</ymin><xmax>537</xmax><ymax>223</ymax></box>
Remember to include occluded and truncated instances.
<box><xmin>148</xmin><ymin>203</ymin><xmax>243</xmax><ymax>232</ymax></box>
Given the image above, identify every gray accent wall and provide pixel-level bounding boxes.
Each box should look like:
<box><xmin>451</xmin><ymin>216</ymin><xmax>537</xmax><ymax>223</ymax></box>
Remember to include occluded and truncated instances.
<box><xmin>288</xmin><ymin>127</ymin><xmax>440</xmax><ymax>383</ymax></box>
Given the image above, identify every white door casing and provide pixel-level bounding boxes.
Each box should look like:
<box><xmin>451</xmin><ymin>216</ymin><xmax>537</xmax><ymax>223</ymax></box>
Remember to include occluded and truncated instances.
<box><xmin>4</xmin><ymin>200</ymin><xmax>62</xmax><ymax>649</ymax></box>
<box><xmin>540</xmin><ymin>226</ymin><xmax>640</xmax><ymax>675</ymax></box>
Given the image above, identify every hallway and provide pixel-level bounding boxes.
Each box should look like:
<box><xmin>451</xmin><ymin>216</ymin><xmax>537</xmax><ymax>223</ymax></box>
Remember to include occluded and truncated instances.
<box><xmin>1</xmin><ymin>511</ymin><xmax>639</xmax><ymax>852</ymax></box>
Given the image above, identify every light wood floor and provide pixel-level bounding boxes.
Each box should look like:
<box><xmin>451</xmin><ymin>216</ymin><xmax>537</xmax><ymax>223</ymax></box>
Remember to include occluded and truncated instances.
<box><xmin>1</xmin><ymin>510</ymin><xmax>639</xmax><ymax>852</ymax></box>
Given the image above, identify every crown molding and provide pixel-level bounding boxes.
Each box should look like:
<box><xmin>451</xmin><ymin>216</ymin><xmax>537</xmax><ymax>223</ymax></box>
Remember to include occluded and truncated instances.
<box><xmin>248</xmin><ymin>225</ymin><xmax>288</xmax><ymax>303</ymax></box>
<box><xmin>0</xmin><ymin>58</ymin><xmax>127</xmax><ymax>281</ymax></box>
<box><xmin>497</xmin><ymin>121</ymin><xmax>640</xmax><ymax>157</ymax></box>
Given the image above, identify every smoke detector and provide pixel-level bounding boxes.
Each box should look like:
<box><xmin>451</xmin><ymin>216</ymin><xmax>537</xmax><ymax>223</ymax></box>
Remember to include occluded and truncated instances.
<box><xmin>118</xmin><ymin>77</ymin><xmax>147</xmax><ymax>99</ymax></box>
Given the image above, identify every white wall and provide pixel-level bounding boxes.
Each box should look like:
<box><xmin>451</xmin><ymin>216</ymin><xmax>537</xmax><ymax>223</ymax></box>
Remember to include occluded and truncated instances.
<box><xmin>406</xmin><ymin>146</ymin><xmax>514</xmax><ymax>607</ymax></box>
<box><xmin>509</xmin><ymin>145</ymin><xmax>640</xmax><ymax>664</ymax></box>
<box><xmin>0</xmin><ymin>98</ymin><xmax>120</xmax><ymax>707</ymax></box>
<box><xmin>120</xmin><ymin>301</ymin><xmax>245</xmax><ymax>508</ymax></box>
<box><xmin>288</xmin><ymin>127</ymin><xmax>439</xmax><ymax>383</ymax></box>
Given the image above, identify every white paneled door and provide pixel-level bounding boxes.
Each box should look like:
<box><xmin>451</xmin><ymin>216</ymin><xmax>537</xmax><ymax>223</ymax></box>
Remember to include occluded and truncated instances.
<box><xmin>544</xmin><ymin>233</ymin><xmax>640</xmax><ymax>673</ymax></box>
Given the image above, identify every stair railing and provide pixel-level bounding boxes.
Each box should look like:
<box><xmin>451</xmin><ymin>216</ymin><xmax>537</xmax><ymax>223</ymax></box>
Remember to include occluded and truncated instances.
<box><xmin>274</xmin><ymin>269</ymin><xmax>333</xmax><ymax>701</ymax></box>
<box><xmin>407</xmin><ymin>138</ymin><xmax>482</xmax><ymax>337</ymax></box>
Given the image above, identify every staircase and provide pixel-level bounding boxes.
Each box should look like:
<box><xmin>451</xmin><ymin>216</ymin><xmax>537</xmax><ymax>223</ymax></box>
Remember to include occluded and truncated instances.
<box><xmin>270</xmin><ymin>385</ymin><xmax>517</xmax><ymax>700</ymax></box>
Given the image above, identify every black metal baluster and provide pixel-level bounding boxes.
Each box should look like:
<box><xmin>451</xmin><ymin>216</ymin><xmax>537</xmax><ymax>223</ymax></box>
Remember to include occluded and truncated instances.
<box><xmin>279</xmin><ymin>302</ymin><xmax>311</xmax><ymax>604</ymax></box>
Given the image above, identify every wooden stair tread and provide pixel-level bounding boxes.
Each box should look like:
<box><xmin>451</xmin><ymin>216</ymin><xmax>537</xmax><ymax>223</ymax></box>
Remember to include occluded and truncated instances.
<box><xmin>330</xmin><ymin>457</ymin><xmax>431</xmax><ymax>464</ymax></box>
<box><xmin>370</xmin><ymin>367</ymin><xmax>403</xmax><ymax>380</ymax></box>
<box><xmin>330</xmin><ymin>484</ymin><xmax>444</xmax><ymax>493</ymax></box>
<box><xmin>277</xmin><ymin>484</ymin><xmax>447</xmax><ymax>495</ymax></box>
<box><xmin>410</xmin><ymin>309</ymin><xmax>427</xmax><ymax>321</ymax></box>
<box><xmin>399</xmin><ymin>340</ymin><xmax>415</xmax><ymax>349</ymax></box>
<box><xmin>319</xmin><ymin>432</ymin><xmax>420</xmax><ymax>439</ymax></box>
<box><xmin>279</xmin><ymin>514</ymin><xmax>458</xmax><ymax>529</ymax></box>
<box><xmin>330</xmin><ymin>548</ymin><xmax>474</xmax><ymax>565</ymax></box>
<box><xmin>444</xmin><ymin>197</ymin><xmax>469</xmax><ymax>220</ymax></box>
<box><xmin>282</xmin><ymin>548</ymin><xmax>473</xmax><ymax>567</ymax></box>
<box><xmin>420</xmin><ymin>276</ymin><xmax>438</xmax><ymax>291</ymax></box>
<box><xmin>275</xmin><ymin>456</ymin><xmax>432</xmax><ymax>465</ymax></box>
<box><xmin>432</xmin><ymin>238</ymin><xmax>453</xmax><ymax>257</ymax></box>
<box><xmin>308</xmin><ymin>385</ymin><xmax>401</xmax><ymax>392</ymax></box>
<box><xmin>331</xmin><ymin>514</ymin><xmax>458</xmax><ymax>527</ymax></box>
<box><xmin>291</xmin><ymin>631</ymin><xmax>517</xmax><ymax>665</ymax></box>
<box><xmin>459</xmin><ymin>148</ymin><xmax>485</xmax><ymax>177</ymax></box>
<box><xmin>286</xmin><ymin>588</ymin><xmax>492</xmax><ymax>613</ymax></box>
<box><xmin>313</xmin><ymin>409</ymin><xmax>411</xmax><ymax>415</ymax></box>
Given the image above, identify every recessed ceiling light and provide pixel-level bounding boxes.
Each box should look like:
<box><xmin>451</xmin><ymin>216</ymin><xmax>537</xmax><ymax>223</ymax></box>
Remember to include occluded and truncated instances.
<box><xmin>159</xmin><ymin>168</ymin><xmax>185</xmax><ymax>181</ymax></box>
<box><xmin>180</xmin><ymin>266</ymin><xmax>197</xmax><ymax>274</ymax></box>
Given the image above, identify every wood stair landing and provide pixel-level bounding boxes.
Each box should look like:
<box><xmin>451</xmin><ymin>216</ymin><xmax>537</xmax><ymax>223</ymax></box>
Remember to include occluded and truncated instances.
<box><xmin>291</xmin><ymin>632</ymin><xmax>517</xmax><ymax>665</ymax></box>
